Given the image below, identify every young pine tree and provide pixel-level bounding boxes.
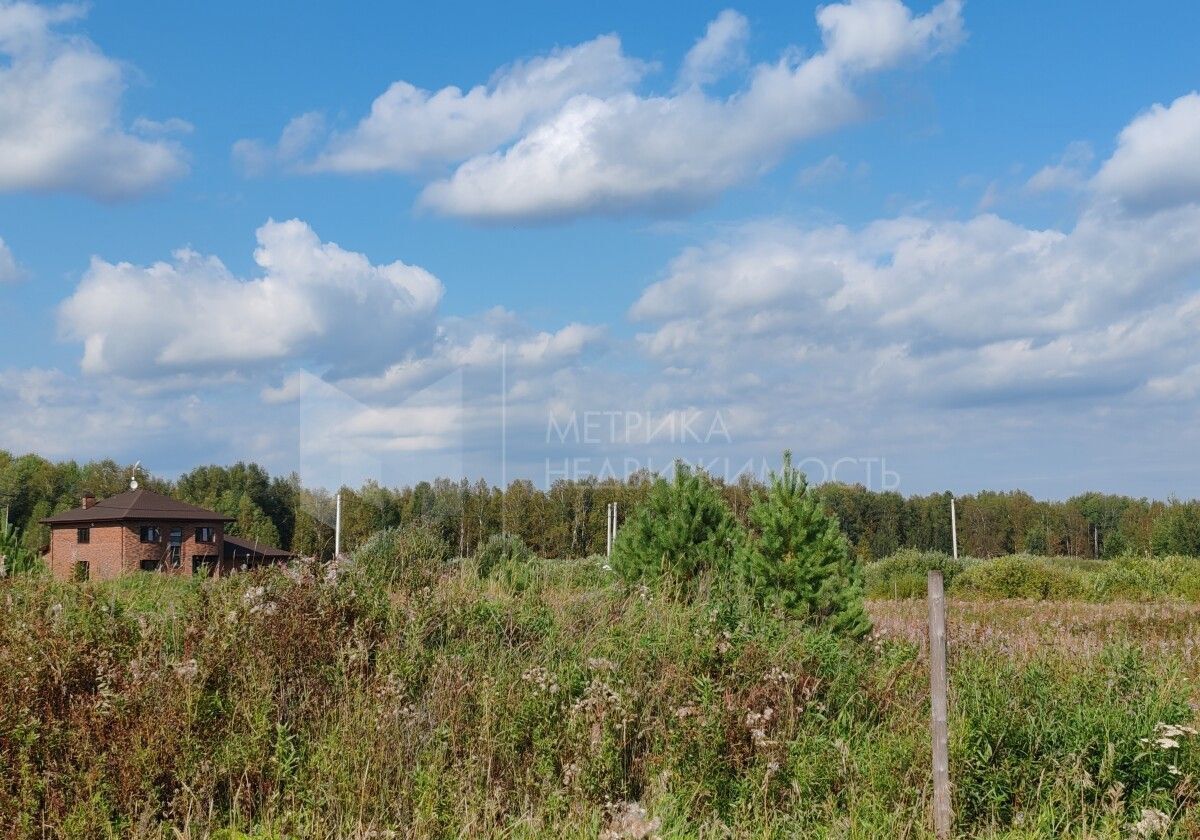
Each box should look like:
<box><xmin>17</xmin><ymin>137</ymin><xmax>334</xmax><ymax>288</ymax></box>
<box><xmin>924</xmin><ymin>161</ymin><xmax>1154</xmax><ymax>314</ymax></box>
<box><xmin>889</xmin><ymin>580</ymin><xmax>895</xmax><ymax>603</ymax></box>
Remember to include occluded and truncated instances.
<box><xmin>738</xmin><ymin>452</ymin><xmax>870</xmax><ymax>637</ymax></box>
<box><xmin>612</xmin><ymin>462</ymin><xmax>741</xmax><ymax>589</ymax></box>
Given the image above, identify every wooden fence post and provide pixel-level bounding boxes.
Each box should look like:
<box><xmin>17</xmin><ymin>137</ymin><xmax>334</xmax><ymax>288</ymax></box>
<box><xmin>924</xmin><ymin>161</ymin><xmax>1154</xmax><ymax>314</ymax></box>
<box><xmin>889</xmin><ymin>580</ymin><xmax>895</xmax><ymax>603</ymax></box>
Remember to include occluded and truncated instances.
<box><xmin>928</xmin><ymin>570</ymin><xmax>951</xmax><ymax>838</ymax></box>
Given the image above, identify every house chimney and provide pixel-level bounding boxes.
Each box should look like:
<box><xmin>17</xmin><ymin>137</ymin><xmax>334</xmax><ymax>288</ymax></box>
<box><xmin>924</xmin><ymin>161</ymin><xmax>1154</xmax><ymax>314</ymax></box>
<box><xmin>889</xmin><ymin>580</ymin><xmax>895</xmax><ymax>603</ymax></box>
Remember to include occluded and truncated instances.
<box><xmin>82</xmin><ymin>492</ymin><xmax>95</xmax><ymax>510</ymax></box>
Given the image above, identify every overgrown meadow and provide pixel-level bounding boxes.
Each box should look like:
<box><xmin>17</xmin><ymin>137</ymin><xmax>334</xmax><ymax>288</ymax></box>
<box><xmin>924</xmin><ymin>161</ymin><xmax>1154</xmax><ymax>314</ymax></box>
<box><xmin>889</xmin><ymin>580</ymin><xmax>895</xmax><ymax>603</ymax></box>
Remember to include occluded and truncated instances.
<box><xmin>4</xmin><ymin>540</ymin><xmax>1200</xmax><ymax>838</ymax></box>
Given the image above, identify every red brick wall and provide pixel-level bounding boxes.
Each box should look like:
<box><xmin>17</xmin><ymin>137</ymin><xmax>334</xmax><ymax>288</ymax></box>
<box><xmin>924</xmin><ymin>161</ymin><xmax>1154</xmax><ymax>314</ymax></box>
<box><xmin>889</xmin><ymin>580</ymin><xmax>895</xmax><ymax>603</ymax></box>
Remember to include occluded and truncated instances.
<box><xmin>49</xmin><ymin>524</ymin><xmax>125</xmax><ymax>582</ymax></box>
<box><xmin>49</xmin><ymin>521</ymin><xmax>226</xmax><ymax>582</ymax></box>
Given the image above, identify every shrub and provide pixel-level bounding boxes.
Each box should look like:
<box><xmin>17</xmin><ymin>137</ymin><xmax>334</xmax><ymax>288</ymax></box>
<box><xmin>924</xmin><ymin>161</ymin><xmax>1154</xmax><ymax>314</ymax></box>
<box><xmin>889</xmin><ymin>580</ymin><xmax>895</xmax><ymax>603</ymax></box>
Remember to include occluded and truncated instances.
<box><xmin>1090</xmin><ymin>554</ymin><xmax>1200</xmax><ymax>601</ymax></box>
<box><xmin>738</xmin><ymin>452</ymin><xmax>870</xmax><ymax>637</ymax></box>
<box><xmin>1159</xmin><ymin>555</ymin><xmax>1200</xmax><ymax>600</ymax></box>
<box><xmin>864</xmin><ymin>549</ymin><xmax>965</xmax><ymax>599</ymax></box>
<box><xmin>1151</xmin><ymin>501</ymin><xmax>1200</xmax><ymax>557</ymax></box>
<box><xmin>476</xmin><ymin>532</ymin><xmax>533</xmax><ymax>579</ymax></box>
<box><xmin>352</xmin><ymin>522</ymin><xmax>448</xmax><ymax>590</ymax></box>
<box><xmin>953</xmin><ymin>554</ymin><xmax>1086</xmax><ymax>600</ymax></box>
<box><xmin>0</xmin><ymin>520</ymin><xmax>43</xmax><ymax>577</ymax></box>
<box><xmin>611</xmin><ymin>462</ymin><xmax>741</xmax><ymax>591</ymax></box>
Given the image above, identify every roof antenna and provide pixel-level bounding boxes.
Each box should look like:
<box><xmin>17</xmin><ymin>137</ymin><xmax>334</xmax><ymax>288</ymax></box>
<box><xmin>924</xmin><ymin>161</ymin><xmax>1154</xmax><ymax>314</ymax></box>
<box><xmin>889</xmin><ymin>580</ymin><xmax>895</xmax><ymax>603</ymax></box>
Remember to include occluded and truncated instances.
<box><xmin>130</xmin><ymin>461</ymin><xmax>142</xmax><ymax>490</ymax></box>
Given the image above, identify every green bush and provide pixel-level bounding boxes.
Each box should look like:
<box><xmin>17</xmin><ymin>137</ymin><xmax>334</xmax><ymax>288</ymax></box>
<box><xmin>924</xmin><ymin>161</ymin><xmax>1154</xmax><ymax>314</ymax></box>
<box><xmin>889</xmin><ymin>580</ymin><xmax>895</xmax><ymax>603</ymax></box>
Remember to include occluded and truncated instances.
<box><xmin>0</xmin><ymin>520</ymin><xmax>43</xmax><ymax>577</ymax></box>
<box><xmin>611</xmin><ymin>462</ymin><xmax>741</xmax><ymax>591</ymax></box>
<box><xmin>1151</xmin><ymin>501</ymin><xmax>1200</xmax><ymax>557</ymax></box>
<box><xmin>864</xmin><ymin>549</ymin><xmax>966</xmax><ymax>598</ymax></box>
<box><xmin>1159</xmin><ymin>555</ymin><xmax>1200</xmax><ymax>600</ymax></box>
<box><xmin>738</xmin><ymin>452</ymin><xmax>869</xmax><ymax>637</ymax></box>
<box><xmin>1090</xmin><ymin>554</ymin><xmax>1200</xmax><ymax>601</ymax></box>
<box><xmin>475</xmin><ymin>532</ymin><xmax>533</xmax><ymax>579</ymax></box>
<box><xmin>953</xmin><ymin>554</ymin><xmax>1087</xmax><ymax>600</ymax></box>
<box><xmin>352</xmin><ymin>522</ymin><xmax>449</xmax><ymax>590</ymax></box>
<box><xmin>869</xmin><ymin>550</ymin><xmax>1200</xmax><ymax>603</ymax></box>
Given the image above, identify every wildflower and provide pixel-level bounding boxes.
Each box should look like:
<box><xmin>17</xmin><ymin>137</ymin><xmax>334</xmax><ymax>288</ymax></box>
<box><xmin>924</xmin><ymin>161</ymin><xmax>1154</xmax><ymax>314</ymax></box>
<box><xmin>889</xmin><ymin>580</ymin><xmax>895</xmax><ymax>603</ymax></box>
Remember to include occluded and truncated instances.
<box><xmin>173</xmin><ymin>658</ymin><xmax>199</xmax><ymax>681</ymax></box>
<box><xmin>1141</xmin><ymin>721</ymin><xmax>1198</xmax><ymax>750</ymax></box>
<box><xmin>600</xmin><ymin>801</ymin><xmax>660</xmax><ymax>840</ymax></box>
<box><xmin>587</xmin><ymin>657</ymin><xmax>618</xmax><ymax>673</ymax></box>
<box><xmin>674</xmin><ymin>705</ymin><xmax>697</xmax><ymax>720</ymax></box>
<box><xmin>1129</xmin><ymin>807</ymin><xmax>1170</xmax><ymax>837</ymax></box>
<box><xmin>249</xmin><ymin>600</ymin><xmax>278</xmax><ymax>616</ymax></box>
<box><xmin>521</xmin><ymin>666</ymin><xmax>559</xmax><ymax>694</ymax></box>
<box><xmin>744</xmin><ymin>707</ymin><xmax>775</xmax><ymax>746</ymax></box>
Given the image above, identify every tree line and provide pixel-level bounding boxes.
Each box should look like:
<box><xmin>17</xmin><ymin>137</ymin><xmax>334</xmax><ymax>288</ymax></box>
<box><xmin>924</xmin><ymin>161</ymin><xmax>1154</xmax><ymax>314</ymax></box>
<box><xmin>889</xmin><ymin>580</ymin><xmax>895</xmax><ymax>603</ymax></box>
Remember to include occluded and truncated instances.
<box><xmin>1</xmin><ymin>450</ymin><xmax>1198</xmax><ymax>560</ymax></box>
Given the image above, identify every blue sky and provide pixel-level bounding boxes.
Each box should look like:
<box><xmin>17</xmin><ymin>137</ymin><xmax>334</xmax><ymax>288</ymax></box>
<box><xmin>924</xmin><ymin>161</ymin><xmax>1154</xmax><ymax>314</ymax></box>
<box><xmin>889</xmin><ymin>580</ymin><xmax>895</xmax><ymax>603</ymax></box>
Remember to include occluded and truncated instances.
<box><xmin>1</xmin><ymin>0</ymin><xmax>1199</xmax><ymax>498</ymax></box>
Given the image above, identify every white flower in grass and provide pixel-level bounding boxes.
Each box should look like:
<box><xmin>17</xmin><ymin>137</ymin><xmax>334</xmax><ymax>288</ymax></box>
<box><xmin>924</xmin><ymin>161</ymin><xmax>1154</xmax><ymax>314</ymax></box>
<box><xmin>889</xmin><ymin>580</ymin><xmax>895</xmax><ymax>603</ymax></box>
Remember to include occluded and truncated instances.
<box><xmin>242</xmin><ymin>585</ymin><xmax>265</xmax><ymax>605</ymax></box>
<box><xmin>1141</xmin><ymin>721</ymin><xmax>1199</xmax><ymax>751</ymax></box>
<box><xmin>600</xmin><ymin>801</ymin><xmax>660</xmax><ymax>840</ymax></box>
<box><xmin>1129</xmin><ymin>807</ymin><xmax>1170</xmax><ymax>837</ymax></box>
<box><xmin>173</xmin><ymin>658</ymin><xmax>199</xmax><ymax>681</ymax></box>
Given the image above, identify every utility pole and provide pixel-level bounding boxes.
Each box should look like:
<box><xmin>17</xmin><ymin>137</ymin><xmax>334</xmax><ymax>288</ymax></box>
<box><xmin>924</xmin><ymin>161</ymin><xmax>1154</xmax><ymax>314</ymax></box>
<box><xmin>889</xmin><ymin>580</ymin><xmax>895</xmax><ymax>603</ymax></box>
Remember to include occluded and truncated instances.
<box><xmin>606</xmin><ymin>502</ymin><xmax>612</xmax><ymax>558</ymax></box>
<box><xmin>334</xmin><ymin>492</ymin><xmax>342</xmax><ymax>558</ymax></box>
<box><xmin>950</xmin><ymin>496</ymin><xmax>959</xmax><ymax>561</ymax></box>
<box><xmin>606</xmin><ymin>502</ymin><xmax>618</xmax><ymax>558</ymax></box>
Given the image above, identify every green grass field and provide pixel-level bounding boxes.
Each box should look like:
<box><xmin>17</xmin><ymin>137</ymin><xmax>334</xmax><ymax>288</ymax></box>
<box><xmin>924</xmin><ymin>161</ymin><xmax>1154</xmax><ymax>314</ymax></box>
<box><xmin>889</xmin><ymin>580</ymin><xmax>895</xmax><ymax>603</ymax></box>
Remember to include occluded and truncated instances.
<box><xmin>3</xmin><ymin>550</ymin><xmax>1200</xmax><ymax>838</ymax></box>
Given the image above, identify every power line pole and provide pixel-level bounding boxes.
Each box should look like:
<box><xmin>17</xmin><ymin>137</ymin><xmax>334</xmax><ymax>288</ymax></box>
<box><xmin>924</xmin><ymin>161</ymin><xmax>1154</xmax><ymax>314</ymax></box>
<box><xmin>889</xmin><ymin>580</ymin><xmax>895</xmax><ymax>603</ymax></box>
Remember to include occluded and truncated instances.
<box><xmin>950</xmin><ymin>496</ymin><xmax>959</xmax><ymax>560</ymax></box>
<box><xmin>334</xmin><ymin>492</ymin><xmax>342</xmax><ymax>558</ymax></box>
<box><xmin>606</xmin><ymin>502</ymin><xmax>618</xmax><ymax>558</ymax></box>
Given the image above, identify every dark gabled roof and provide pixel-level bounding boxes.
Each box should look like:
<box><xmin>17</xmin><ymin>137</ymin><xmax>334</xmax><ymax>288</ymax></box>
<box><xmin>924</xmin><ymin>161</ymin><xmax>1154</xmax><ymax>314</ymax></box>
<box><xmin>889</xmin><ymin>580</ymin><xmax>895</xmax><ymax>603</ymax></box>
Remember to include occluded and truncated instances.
<box><xmin>222</xmin><ymin>534</ymin><xmax>293</xmax><ymax>560</ymax></box>
<box><xmin>40</xmin><ymin>488</ymin><xmax>234</xmax><ymax>526</ymax></box>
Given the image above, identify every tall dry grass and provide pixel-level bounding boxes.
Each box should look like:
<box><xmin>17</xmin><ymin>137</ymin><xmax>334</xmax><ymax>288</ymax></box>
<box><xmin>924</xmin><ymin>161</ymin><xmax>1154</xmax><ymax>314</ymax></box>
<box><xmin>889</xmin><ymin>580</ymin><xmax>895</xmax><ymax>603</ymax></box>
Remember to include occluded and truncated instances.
<box><xmin>2</xmin><ymin>551</ymin><xmax>1199</xmax><ymax>837</ymax></box>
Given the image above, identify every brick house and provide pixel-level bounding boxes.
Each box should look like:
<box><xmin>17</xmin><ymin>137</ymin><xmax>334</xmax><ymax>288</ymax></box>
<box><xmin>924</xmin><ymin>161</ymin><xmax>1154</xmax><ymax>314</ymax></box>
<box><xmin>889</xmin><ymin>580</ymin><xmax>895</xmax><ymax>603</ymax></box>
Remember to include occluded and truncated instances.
<box><xmin>41</xmin><ymin>488</ymin><xmax>292</xmax><ymax>582</ymax></box>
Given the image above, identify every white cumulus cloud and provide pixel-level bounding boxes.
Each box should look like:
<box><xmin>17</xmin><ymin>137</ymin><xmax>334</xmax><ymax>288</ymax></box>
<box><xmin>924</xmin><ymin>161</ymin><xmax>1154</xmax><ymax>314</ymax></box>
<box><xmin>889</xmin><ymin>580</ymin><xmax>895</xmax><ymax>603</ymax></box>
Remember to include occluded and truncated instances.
<box><xmin>58</xmin><ymin>219</ymin><xmax>444</xmax><ymax>379</ymax></box>
<box><xmin>630</xmin><ymin>94</ymin><xmax>1200</xmax><ymax>412</ymax></box>
<box><xmin>1093</xmin><ymin>92</ymin><xmax>1200</xmax><ymax>213</ymax></box>
<box><xmin>419</xmin><ymin>0</ymin><xmax>962</xmax><ymax>221</ymax></box>
<box><xmin>246</xmin><ymin>1</ymin><xmax>961</xmax><ymax>223</ymax></box>
<box><xmin>238</xmin><ymin>35</ymin><xmax>647</xmax><ymax>175</ymax></box>
<box><xmin>0</xmin><ymin>2</ymin><xmax>188</xmax><ymax>199</ymax></box>
<box><xmin>677</xmin><ymin>9</ymin><xmax>750</xmax><ymax>89</ymax></box>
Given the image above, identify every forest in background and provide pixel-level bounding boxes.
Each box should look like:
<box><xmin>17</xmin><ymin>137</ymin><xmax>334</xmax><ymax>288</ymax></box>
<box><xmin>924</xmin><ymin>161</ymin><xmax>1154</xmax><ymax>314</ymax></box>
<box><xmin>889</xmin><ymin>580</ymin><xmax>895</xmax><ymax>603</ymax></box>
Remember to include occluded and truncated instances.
<box><xmin>2</xmin><ymin>449</ymin><xmax>1198</xmax><ymax>562</ymax></box>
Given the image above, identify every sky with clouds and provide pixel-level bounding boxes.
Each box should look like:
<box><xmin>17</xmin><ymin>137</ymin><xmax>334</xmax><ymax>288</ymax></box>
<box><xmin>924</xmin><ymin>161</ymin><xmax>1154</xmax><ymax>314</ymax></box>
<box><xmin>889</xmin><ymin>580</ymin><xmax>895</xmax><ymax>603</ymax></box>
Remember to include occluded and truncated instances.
<box><xmin>0</xmin><ymin>0</ymin><xmax>1198</xmax><ymax>498</ymax></box>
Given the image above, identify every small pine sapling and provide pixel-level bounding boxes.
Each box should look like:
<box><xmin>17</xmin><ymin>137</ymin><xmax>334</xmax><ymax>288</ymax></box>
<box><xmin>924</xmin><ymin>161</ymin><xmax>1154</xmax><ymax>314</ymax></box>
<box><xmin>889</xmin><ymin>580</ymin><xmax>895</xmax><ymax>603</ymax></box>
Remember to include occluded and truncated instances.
<box><xmin>612</xmin><ymin>462</ymin><xmax>741</xmax><ymax>590</ymax></box>
<box><xmin>738</xmin><ymin>451</ymin><xmax>870</xmax><ymax>637</ymax></box>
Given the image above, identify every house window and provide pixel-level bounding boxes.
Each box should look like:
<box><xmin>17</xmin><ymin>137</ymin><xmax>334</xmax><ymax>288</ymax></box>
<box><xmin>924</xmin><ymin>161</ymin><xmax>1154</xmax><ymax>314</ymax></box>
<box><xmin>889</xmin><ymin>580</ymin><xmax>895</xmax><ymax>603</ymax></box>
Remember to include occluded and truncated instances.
<box><xmin>73</xmin><ymin>560</ymin><xmax>89</xmax><ymax>581</ymax></box>
<box><xmin>140</xmin><ymin>556</ymin><xmax>159</xmax><ymax>572</ymax></box>
<box><xmin>76</xmin><ymin>527</ymin><xmax>90</xmax><ymax>544</ymax></box>
<box><xmin>196</xmin><ymin>526</ymin><xmax>215</xmax><ymax>544</ymax></box>
<box><xmin>140</xmin><ymin>525</ymin><xmax>161</xmax><ymax>543</ymax></box>
<box><xmin>192</xmin><ymin>554</ymin><xmax>218</xmax><ymax>576</ymax></box>
<box><xmin>168</xmin><ymin>528</ymin><xmax>183</xmax><ymax>568</ymax></box>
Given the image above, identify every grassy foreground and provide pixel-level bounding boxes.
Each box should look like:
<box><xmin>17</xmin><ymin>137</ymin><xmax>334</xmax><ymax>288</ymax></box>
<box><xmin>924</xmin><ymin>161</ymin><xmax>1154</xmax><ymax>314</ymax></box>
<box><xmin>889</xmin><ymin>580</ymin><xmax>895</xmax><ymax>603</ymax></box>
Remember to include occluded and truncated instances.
<box><xmin>3</xmin><ymin>552</ymin><xmax>1200</xmax><ymax>838</ymax></box>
